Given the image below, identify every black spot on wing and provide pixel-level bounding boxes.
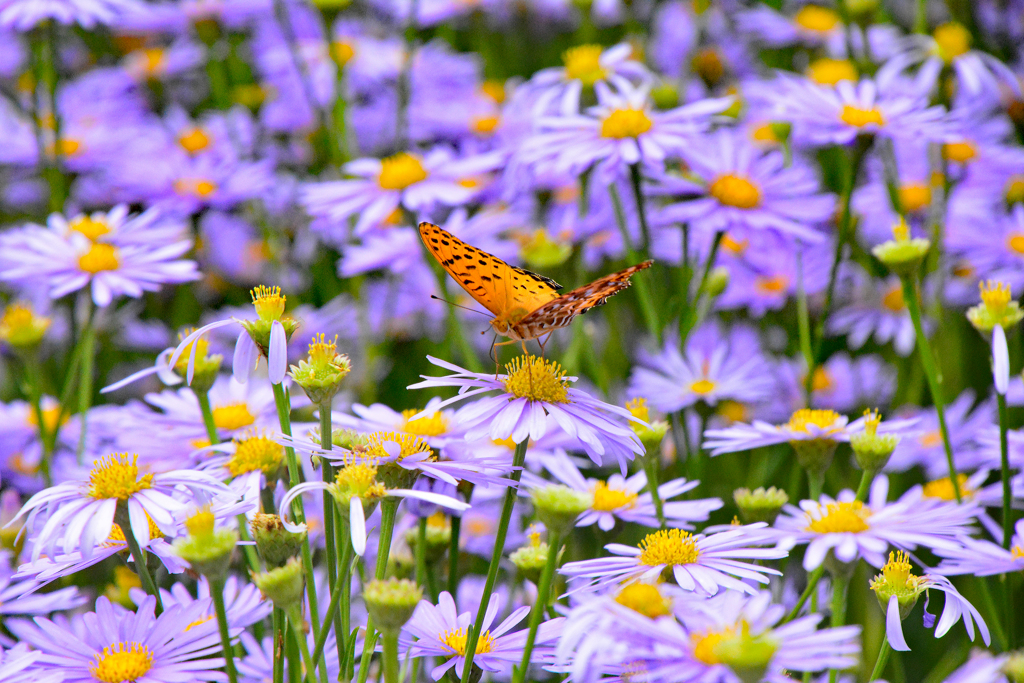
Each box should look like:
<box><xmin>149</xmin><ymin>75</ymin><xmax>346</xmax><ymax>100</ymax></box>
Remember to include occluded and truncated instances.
<box><xmin>511</xmin><ymin>266</ymin><xmax>562</xmax><ymax>290</ymax></box>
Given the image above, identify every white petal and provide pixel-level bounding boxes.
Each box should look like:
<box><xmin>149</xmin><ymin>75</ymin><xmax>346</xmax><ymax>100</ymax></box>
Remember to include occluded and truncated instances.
<box><xmin>993</xmin><ymin>326</ymin><xmax>1009</xmax><ymax>395</ymax></box>
<box><xmin>269</xmin><ymin>321</ymin><xmax>287</xmax><ymax>385</ymax></box>
<box><xmin>351</xmin><ymin>497</ymin><xmax>366</xmax><ymax>557</ymax></box>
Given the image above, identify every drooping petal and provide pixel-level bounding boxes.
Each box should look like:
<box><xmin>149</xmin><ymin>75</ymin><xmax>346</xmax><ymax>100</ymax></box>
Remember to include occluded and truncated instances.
<box><xmin>993</xmin><ymin>325</ymin><xmax>1009</xmax><ymax>395</ymax></box>
<box><xmin>233</xmin><ymin>331</ymin><xmax>258</xmax><ymax>384</ymax></box>
<box><xmin>351</xmin><ymin>497</ymin><xmax>366</xmax><ymax>557</ymax></box>
<box><xmin>268</xmin><ymin>320</ymin><xmax>287</xmax><ymax>384</ymax></box>
<box><xmin>886</xmin><ymin>595</ymin><xmax>911</xmax><ymax>651</ymax></box>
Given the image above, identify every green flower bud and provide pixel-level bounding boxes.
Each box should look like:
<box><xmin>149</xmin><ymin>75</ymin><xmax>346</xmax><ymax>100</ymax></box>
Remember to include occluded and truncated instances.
<box><xmin>966</xmin><ymin>281</ymin><xmax>1024</xmax><ymax>333</ymax></box>
<box><xmin>869</xmin><ymin>551</ymin><xmax>926</xmax><ymax>619</ymax></box>
<box><xmin>709</xmin><ymin>624</ymin><xmax>779</xmax><ymax>683</ymax></box>
<box><xmin>872</xmin><ymin>218</ymin><xmax>930</xmax><ymax>275</ymax></box>
<box><xmin>404</xmin><ymin>513</ymin><xmax>451</xmax><ymax>563</ymax></box>
<box><xmin>290</xmin><ymin>334</ymin><xmax>352</xmax><ymax>405</ymax></box>
<box><xmin>172</xmin><ymin>508</ymin><xmax>237</xmax><ymax>579</ymax></box>
<box><xmin>510</xmin><ymin>530</ymin><xmax>551</xmax><ymax>584</ymax></box>
<box><xmin>850</xmin><ymin>410</ymin><xmax>899</xmax><ymax>472</ymax></box>
<box><xmin>651</xmin><ymin>82</ymin><xmax>680</xmax><ymax>110</ymax></box>
<box><xmin>531</xmin><ymin>485</ymin><xmax>593</xmax><ymax>536</ymax></box>
<box><xmin>364</xmin><ymin>578</ymin><xmax>423</xmax><ymax>634</ymax></box>
<box><xmin>733</xmin><ymin>487</ymin><xmax>789</xmax><ymax>525</ymax></box>
<box><xmin>254</xmin><ymin>557</ymin><xmax>305</xmax><ymax>610</ymax></box>
<box><xmin>519</xmin><ymin>229</ymin><xmax>572</xmax><ymax>269</ymax></box>
<box><xmin>172</xmin><ymin>328</ymin><xmax>222</xmax><ymax>395</ymax></box>
<box><xmin>706</xmin><ymin>266</ymin><xmax>730</xmax><ymax>298</ymax></box>
<box><xmin>1003</xmin><ymin>652</ymin><xmax>1024</xmax><ymax>683</ymax></box>
<box><xmin>0</xmin><ymin>302</ymin><xmax>50</xmax><ymax>351</ymax></box>
<box><xmin>251</xmin><ymin>513</ymin><xmax>306</xmax><ymax>568</ymax></box>
<box><xmin>626</xmin><ymin>398</ymin><xmax>670</xmax><ymax>452</ymax></box>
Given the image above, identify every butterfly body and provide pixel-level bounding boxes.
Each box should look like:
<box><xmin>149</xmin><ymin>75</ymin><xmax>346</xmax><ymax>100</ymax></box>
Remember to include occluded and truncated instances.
<box><xmin>419</xmin><ymin>221</ymin><xmax>652</xmax><ymax>343</ymax></box>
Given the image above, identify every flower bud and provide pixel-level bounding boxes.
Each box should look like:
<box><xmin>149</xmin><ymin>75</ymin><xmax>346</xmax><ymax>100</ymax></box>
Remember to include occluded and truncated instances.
<box><xmin>872</xmin><ymin>217</ymin><xmax>930</xmax><ymax>275</ymax></box>
<box><xmin>531</xmin><ymin>484</ymin><xmax>593</xmax><ymax>536</ymax></box>
<box><xmin>520</xmin><ymin>229</ymin><xmax>572</xmax><ymax>269</ymax></box>
<box><xmin>1004</xmin><ymin>652</ymin><xmax>1024</xmax><ymax>683</ymax></box>
<box><xmin>850</xmin><ymin>409</ymin><xmax>899</xmax><ymax>472</ymax></box>
<box><xmin>290</xmin><ymin>334</ymin><xmax>351</xmax><ymax>405</ymax></box>
<box><xmin>0</xmin><ymin>302</ymin><xmax>50</xmax><ymax>351</ymax></box>
<box><xmin>251</xmin><ymin>513</ymin><xmax>306</xmax><ymax>568</ymax></box>
<box><xmin>733</xmin><ymin>486</ymin><xmax>789</xmax><ymax>525</ymax></box>
<box><xmin>706</xmin><ymin>266</ymin><xmax>730</xmax><ymax>298</ymax></box>
<box><xmin>510</xmin><ymin>528</ymin><xmax>551</xmax><ymax>584</ymax></box>
<box><xmin>404</xmin><ymin>512</ymin><xmax>451</xmax><ymax>563</ymax></box>
<box><xmin>241</xmin><ymin>285</ymin><xmax>301</xmax><ymax>355</ymax></box>
<box><xmin>626</xmin><ymin>398</ymin><xmax>670</xmax><ymax>452</ymax></box>
<box><xmin>253</xmin><ymin>557</ymin><xmax>305</xmax><ymax>610</ymax></box>
<box><xmin>967</xmin><ymin>281</ymin><xmax>1024</xmax><ymax>333</ymax></box>
<box><xmin>173</xmin><ymin>328</ymin><xmax>222</xmax><ymax>394</ymax></box>
<box><xmin>364</xmin><ymin>578</ymin><xmax>423</xmax><ymax>634</ymax></box>
<box><xmin>869</xmin><ymin>551</ymin><xmax>925</xmax><ymax>620</ymax></box>
<box><xmin>651</xmin><ymin>82</ymin><xmax>680</xmax><ymax>110</ymax></box>
<box><xmin>172</xmin><ymin>508</ymin><xmax>238</xmax><ymax>579</ymax></box>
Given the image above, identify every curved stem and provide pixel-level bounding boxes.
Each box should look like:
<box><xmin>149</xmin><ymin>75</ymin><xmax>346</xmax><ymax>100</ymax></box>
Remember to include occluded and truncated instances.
<box><xmin>513</xmin><ymin>530</ymin><xmax>563</xmax><ymax>683</ymax></box>
<box><xmin>899</xmin><ymin>275</ymin><xmax>961</xmax><ymax>502</ymax></box>
<box><xmin>460</xmin><ymin>440</ymin><xmax>528</xmax><ymax>683</ymax></box>
<box><xmin>211</xmin><ymin>577</ymin><xmax>239</xmax><ymax>683</ymax></box>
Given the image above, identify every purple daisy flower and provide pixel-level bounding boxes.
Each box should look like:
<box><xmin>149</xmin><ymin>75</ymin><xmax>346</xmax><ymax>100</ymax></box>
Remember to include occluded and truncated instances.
<box><xmin>400</xmin><ymin>591</ymin><xmax>563</xmax><ymax>680</ymax></box>
<box><xmin>934</xmin><ymin>519</ymin><xmax>1024</xmax><ymax>577</ymax></box>
<box><xmin>828</xmin><ymin>267</ymin><xmax>923</xmax><ymax>357</ymax></box>
<box><xmin>0</xmin><ymin>643</ymin><xmax>61</xmax><ymax>683</ymax></box>
<box><xmin>886</xmin><ymin>391</ymin><xmax>993</xmax><ymax>476</ymax></box>
<box><xmin>0</xmin><ymin>0</ymin><xmax>144</xmax><ymax>30</ymax></box>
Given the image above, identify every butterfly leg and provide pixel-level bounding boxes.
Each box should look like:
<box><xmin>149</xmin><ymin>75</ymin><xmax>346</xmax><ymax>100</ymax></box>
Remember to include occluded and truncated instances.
<box><xmin>491</xmin><ymin>338</ymin><xmax>519</xmax><ymax>379</ymax></box>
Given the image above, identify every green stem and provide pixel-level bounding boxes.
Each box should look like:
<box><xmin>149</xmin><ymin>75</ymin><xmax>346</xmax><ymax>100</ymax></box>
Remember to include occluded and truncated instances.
<box><xmin>899</xmin><ymin>275</ymin><xmax>961</xmax><ymax>502</ymax></box>
<box><xmin>460</xmin><ymin>440</ymin><xmax>528</xmax><ymax>683</ymax></box>
<box><xmin>828</xmin><ymin>573</ymin><xmax>848</xmax><ymax>683</ymax></box>
<box><xmin>513</xmin><ymin>530</ymin><xmax>563</xmax><ymax>683</ymax></box>
<box><xmin>415</xmin><ymin>516</ymin><xmax>428</xmax><ymax>588</ymax></box>
<box><xmin>855</xmin><ymin>468</ymin><xmax>876</xmax><ymax>502</ymax></box>
<box><xmin>868</xmin><ymin>637</ymin><xmax>892</xmax><ymax>682</ymax></box>
<box><xmin>629</xmin><ymin>164</ymin><xmax>652</xmax><ymax>254</ymax></box>
<box><xmin>681</xmin><ymin>231</ymin><xmax>724</xmax><ymax>341</ymax></box>
<box><xmin>288</xmin><ymin>608</ymin><xmax>319</xmax><ymax>683</ymax></box>
<box><xmin>808</xmin><ymin>470</ymin><xmax>825</xmax><ymax>501</ymax></box>
<box><xmin>75</xmin><ymin>303</ymin><xmax>97</xmax><ymax>463</ymax></box>
<box><xmin>211</xmin><ymin>577</ymin><xmax>240</xmax><ymax>683</ymax></box>
<box><xmin>274</xmin><ymin>607</ymin><xmax>286</xmax><ymax>683</ymax></box>
<box><xmin>197</xmin><ymin>391</ymin><xmax>220</xmax><ymax>445</ymax></box>
<box><xmin>608</xmin><ymin>182</ymin><xmax>660</xmax><ymax>343</ymax></box>
<box><xmin>312</xmin><ymin>513</ymin><xmax>352</xmax><ymax>678</ymax></box>
<box><xmin>236</xmin><ymin>514</ymin><xmax>261</xmax><ymax>573</ymax></box>
<box><xmin>319</xmin><ymin>404</ymin><xmax>340</xmax><ymax>623</ymax></box>
<box><xmin>381</xmin><ymin>630</ymin><xmax>400</xmax><ymax>683</ymax></box>
<box><xmin>115</xmin><ymin>503</ymin><xmax>163</xmax><ymax>613</ymax></box>
<box><xmin>783</xmin><ymin>564</ymin><xmax>825</xmax><ymax>624</ymax></box>
<box><xmin>22</xmin><ymin>352</ymin><xmax>52</xmax><ymax>486</ymax></box>
<box><xmin>998</xmin><ymin>392</ymin><xmax>1013</xmax><ymax>549</ymax></box>
<box><xmin>357</xmin><ymin>497</ymin><xmax>401</xmax><ymax>683</ymax></box>
<box><xmin>914</xmin><ymin>0</ymin><xmax>928</xmax><ymax>33</ymax></box>
<box><xmin>796</xmin><ymin>249</ymin><xmax>815</xmax><ymax>404</ymax></box>
<box><xmin>642</xmin><ymin>454</ymin><xmax>667</xmax><ymax>528</ymax></box>
<box><xmin>448</xmin><ymin>514</ymin><xmax>462</xmax><ymax>597</ymax></box>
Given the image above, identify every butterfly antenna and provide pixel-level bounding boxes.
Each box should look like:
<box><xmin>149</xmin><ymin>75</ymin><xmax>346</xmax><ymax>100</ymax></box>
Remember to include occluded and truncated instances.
<box><xmin>489</xmin><ymin>333</ymin><xmax>500</xmax><ymax>379</ymax></box>
<box><xmin>430</xmin><ymin>294</ymin><xmax>490</xmax><ymax>317</ymax></box>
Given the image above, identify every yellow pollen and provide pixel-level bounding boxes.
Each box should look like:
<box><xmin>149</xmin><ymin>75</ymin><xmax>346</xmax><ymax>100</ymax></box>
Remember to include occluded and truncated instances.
<box><xmin>1007</xmin><ymin>234</ymin><xmax>1024</xmax><ymax>255</ymax></box>
<box><xmin>441</xmin><ymin>627</ymin><xmax>493</xmax><ymax>656</ymax></box>
<box><xmin>140</xmin><ymin>47</ymin><xmax>165</xmax><ymax>75</ymax></box>
<box><xmin>754</xmin><ymin>275</ymin><xmax>788</xmax><ymax>295</ymax></box>
<box><xmin>637</xmin><ymin>529</ymin><xmax>700</xmax><ymax>567</ymax></box>
<box><xmin>89</xmin><ymin>454</ymin><xmax>153</xmax><ymax>501</ymax></box>
<box><xmin>692</xmin><ymin>624</ymin><xmax>741</xmax><ymax>665</ymax></box>
<box><xmin>78</xmin><ymin>243</ymin><xmax>120</xmax><ymax>274</ymax></box>
<box><xmin>365</xmin><ymin>431</ymin><xmax>432</xmax><ymax>461</ymax></box>
<box><xmin>933</xmin><ymin>22</ymin><xmax>971</xmax><ymax>63</ymax></box>
<box><xmin>481</xmin><ymin>79</ymin><xmax>506</xmax><ymax>104</ymax></box>
<box><xmin>943</xmin><ymin>141</ymin><xmax>977</xmax><ymax>164</ymax></box>
<box><xmin>1012</xmin><ymin>546</ymin><xmax>1024</xmax><ymax>559</ymax></box>
<box><xmin>591</xmin><ymin>481</ymin><xmax>638</xmax><ymax>511</ymax></box>
<box><xmin>840</xmin><ymin>105</ymin><xmax>885</xmax><ymax>128</ymax></box>
<box><xmin>786</xmin><ymin>408</ymin><xmax>842</xmax><ymax>434</ymax></box>
<box><xmin>882</xmin><ymin>284</ymin><xmax>905</xmax><ymax>312</ymax></box>
<box><xmin>335</xmin><ymin>460</ymin><xmax>385</xmax><ymax>499</ymax></box>
<box><xmin>1006</xmin><ymin>176</ymin><xmax>1024</xmax><ymax>204</ymax></box>
<box><xmin>106</xmin><ymin>512</ymin><xmax>162</xmax><ymax>545</ymax></box>
<box><xmin>90</xmin><ymin>642</ymin><xmax>155</xmax><ymax>683</ymax></box>
<box><xmin>793</xmin><ymin>5</ymin><xmax>840</xmax><ymax>32</ymax></box>
<box><xmin>690</xmin><ymin>379</ymin><xmax>716</xmax><ymax>395</ymax></box>
<box><xmin>807</xmin><ymin>58</ymin><xmax>858</xmax><ymax>86</ymax></box>
<box><xmin>251</xmin><ymin>284</ymin><xmax>286</xmax><ymax>320</ymax></box>
<box><xmin>600</xmin><ymin>108</ymin><xmax>653</xmax><ymax>139</ymax></box>
<box><xmin>870</xmin><ymin>550</ymin><xmax>925</xmax><ymax>594</ymax></box>
<box><xmin>979</xmin><ymin>280</ymin><xmax>1013</xmax><ymax>314</ymax></box>
<box><xmin>308</xmin><ymin>333</ymin><xmax>339</xmax><ymax>363</ymax></box>
<box><xmin>377</xmin><ymin>152</ymin><xmax>428</xmax><ymax>191</ymax></box>
<box><xmin>472</xmin><ymin>115</ymin><xmax>500</xmax><ymax>135</ymax></box>
<box><xmin>69</xmin><ymin>215</ymin><xmax>112</xmax><ymax>240</ymax></box>
<box><xmin>173</xmin><ymin>178</ymin><xmax>217</xmax><ymax>197</ymax></box>
<box><xmin>805</xmin><ymin>501</ymin><xmax>871</xmax><ymax>534</ymax></box>
<box><xmin>626</xmin><ymin>397</ymin><xmax>650</xmax><ymax>423</ymax></box>
<box><xmin>178</xmin><ymin>127</ymin><xmax>210</xmax><ymax>153</ymax></box>
<box><xmin>922</xmin><ymin>474</ymin><xmax>972</xmax><ymax>501</ymax></box>
<box><xmin>212</xmin><ymin>403</ymin><xmax>257</xmax><ymax>431</ymax></box>
<box><xmin>892</xmin><ymin>216</ymin><xmax>910</xmax><ymax>242</ymax></box>
<box><xmin>562</xmin><ymin>45</ymin><xmax>606</xmax><ymax>86</ymax></box>
<box><xmin>810</xmin><ymin>367</ymin><xmax>833</xmax><ymax>393</ymax></box>
<box><xmin>401</xmin><ymin>409</ymin><xmax>449</xmax><ymax>437</ymax></box>
<box><xmin>503</xmin><ymin>355</ymin><xmax>571</xmax><ymax>404</ymax></box>
<box><xmin>721</xmin><ymin>233</ymin><xmax>749</xmax><ymax>253</ymax></box>
<box><xmin>184</xmin><ymin>506</ymin><xmax>215</xmax><ymax>537</ymax></box>
<box><xmin>51</xmin><ymin>138</ymin><xmax>81</xmax><ymax>157</ymax></box>
<box><xmin>862</xmin><ymin>408</ymin><xmax>881</xmax><ymax>437</ymax></box>
<box><xmin>228</xmin><ymin>432</ymin><xmax>284</xmax><ymax>477</ymax></box>
<box><xmin>173</xmin><ymin>328</ymin><xmax>210</xmax><ymax>373</ymax></box>
<box><xmin>899</xmin><ymin>183</ymin><xmax>932</xmax><ymax>214</ymax></box>
<box><xmin>614</xmin><ymin>583</ymin><xmax>672</xmax><ymax>618</ymax></box>
<box><xmin>708</xmin><ymin>174</ymin><xmax>761</xmax><ymax>209</ymax></box>
<box><xmin>331</xmin><ymin>40</ymin><xmax>355</xmax><ymax>67</ymax></box>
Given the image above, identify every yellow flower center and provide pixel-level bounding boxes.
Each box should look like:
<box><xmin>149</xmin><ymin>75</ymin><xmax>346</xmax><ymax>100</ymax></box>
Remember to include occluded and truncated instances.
<box><xmin>690</xmin><ymin>378</ymin><xmax>716</xmax><ymax>395</ymax></box>
<box><xmin>212</xmin><ymin>403</ymin><xmax>257</xmax><ymax>431</ymax></box>
<box><xmin>721</xmin><ymin>233</ymin><xmax>749</xmax><ymax>254</ymax></box>
<box><xmin>933</xmin><ymin>22</ymin><xmax>971</xmax><ymax>63</ymax></box>
<box><xmin>708</xmin><ymin>174</ymin><xmax>761</xmax><ymax>209</ymax></box>
<box><xmin>899</xmin><ymin>183</ymin><xmax>932</xmax><ymax>214</ymax></box>
<box><xmin>1006</xmin><ymin>176</ymin><xmax>1024</xmax><ymax>204</ymax></box>
<box><xmin>755</xmin><ymin>275</ymin><xmax>788</xmax><ymax>295</ymax></box>
<box><xmin>106</xmin><ymin>513</ymin><xmax>162</xmax><ymax>545</ymax></box>
<box><xmin>979</xmin><ymin>280</ymin><xmax>1013</xmax><ymax>314</ymax></box>
<box><xmin>401</xmin><ymin>409</ymin><xmax>449</xmax><ymax>437</ymax></box>
<box><xmin>481</xmin><ymin>79</ymin><xmax>506</xmax><ymax>104</ymax></box>
<box><xmin>377</xmin><ymin>152</ymin><xmax>428</xmax><ymax>190</ymax></box>
<box><xmin>785</xmin><ymin>408</ymin><xmax>842</xmax><ymax>434</ymax></box>
<box><xmin>441</xmin><ymin>627</ymin><xmax>493</xmax><ymax>656</ymax></box>
<box><xmin>638</xmin><ymin>529</ymin><xmax>701</xmax><ymax>567</ymax></box>
<box><xmin>793</xmin><ymin>5</ymin><xmax>840</xmax><ymax>32</ymax></box>
<box><xmin>810</xmin><ymin>367</ymin><xmax>833</xmax><ymax>393</ymax></box>
<box><xmin>614</xmin><ymin>582</ymin><xmax>672</xmax><ymax>618</ymax></box>
<box><xmin>502</xmin><ymin>355</ymin><xmax>570</xmax><ymax>404</ymax></box>
<box><xmin>178</xmin><ymin>127</ymin><xmax>210</xmax><ymax>154</ymax></box>
<box><xmin>173</xmin><ymin>328</ymin><xmax>211</xmax><ymax>373</ymax></box>
<box><xmin>1</xmin><ymin>303</ymin><xmax>51</xmax><ymax>346</ymax></box>
<box><xmin>943</xmin><ymin>141</ymin><xmax>977</xmax><ymax>164</ymax></box>
<box><xmin>251</xmin><ymin>284</ymin><xmax>286</xmax><ymax>320</ymax></box>
<box><xmin>600</xmin><ymin>108</ymin><xmax>653</xmax><ymax>139</ymax></box>
<box><xmin>870</xmin><ymin>551</ymin><xmax>925</xmax><ymax>596</ymax></box>
<box><xmin>365</xmin><ymin>431</ymin><xmax>432</xmax><ymax>462</ymax></box>
<box><xmin>69</xmin><ymin>215</ymin><xmax>112</xmax><ymax>240</ymax></box>
<box><xmin>78</xmin><ymin>243</ymin><xmax>120</xmax><ymax>274</ymax></box>
<box><xmin>805</xmin><ymin>501</ymin><xmax>871</xmax><ymax>533</ymax></box>
<box><xmin>228</xmin><ymin>432</ymin><xmax>284</xmax><ymax>477</ymax></box>
<box><xmin>140</xmin><ymin>47</ymin><xmax>165</xmax><ymax>75</ymax></box>
<box><xmin>718</xmin><ymin>401</ymin><xmax>748</xmax><ymax>423</ymax></box>
<box><xmin>922</xmin><ymin>474</ymin><xmax>972</xmax><ymax>501</ymax></box>
<box><xmin>472</xmin><ymin>115</ymin><xmax>500</xmax><ymax>135</ymax></box>
<box><xmin>26</xmin><ymin>404</ymin><xmax>65</xmax><ymax>434</ymax></box>
<box><xmin>173</xmin><ymin>178</ymin><xmax>217</xmax><ymax>197</ymax></box>
<box><xmin>592</xmin><ymin>481</ymin><xmax>638</xmax><ymax>511</ymax></box>
<box><xmin>1008</xmin><ymin>234</ymin><xmax>1024</xmax><ymax>255</ymax></box>
<box><xmin>626</xmin><ymin>397</ymin><xmax>650</xmax><ymax>423</ymax></box>
<box><xmin>335</xmin><ymin>461</ymin><xmax>386</xmax><ymax>500</ymax></box>
<box><xmin>89</xmin><ymin>454</ymin><xmax>153</xmax><ymax>501</ymax></box>
<box><xmin>882</xmin><ymin>284</ymin><xmax>905</xmax><ymax>312</ymax></box>
<box><xmin>562</xmin><ymin>45</ymin><xmax>606</xmax><ymax>86</ymax></box>
<box><xmin>184</xmin><ymin>506</ymin><xmax>215</xmax><ymax>536</ymax></box>
<box><xmin>427</xmin><ymin>511</ymin><xmax>449</xmax><ymax>529</ymax></box>
<box><xmin>51</xmin><ymin>138</ymin><xmax>82</xmax><ymax>157</ymax></box>
<box><xmin>807</xmin><ymin>58</ymin><xmax>857</xmax><ymax>86</ymax></box>
<box><xmin>692</xmin><ymin>624</ymin><xmax>738</xmax><ymax>665</ymax></box>
<box><xmin>331</xmin><ymin>40</ymin><xmax>355</xmax><ymax>67</ymax></box>
<box><xmin>90</xmin><ymin>642</ymin><xmax>155</xmax><ymax>683</ymax></box>
<box><xmin>1012</xmin><ymin>545</ymin><xmax>1024</xmax><ymax>559</ymax></box>
<box><xmin>840</xmin><ymin>105</ymin><xmax>886</xmax><ymax>128</ymax></box>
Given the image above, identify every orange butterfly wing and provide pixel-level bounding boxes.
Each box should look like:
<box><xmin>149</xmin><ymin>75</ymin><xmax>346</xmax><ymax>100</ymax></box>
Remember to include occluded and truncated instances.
<box><xmin>514</xmin><ymin>261</ymin><xmax>654</xmax><ymax>337</ymax></box>
<box><xmin>418</xmin><ymin>222</ymin><xmax>562</xmax><ymax>318</ymax></box>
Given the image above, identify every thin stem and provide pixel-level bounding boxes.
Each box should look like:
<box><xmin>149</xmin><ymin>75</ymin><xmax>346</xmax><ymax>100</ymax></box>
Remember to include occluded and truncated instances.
<box><xmin>236</xmin><ymin>514</ymin><xmax>261</xmax><ymax>573</ymax></box>
<box><xmin>312</xmin><ymin>512</ymin><xmax>353</xmax><ymax>678</ymax></box>
<box><xmin>783</xmin><ymin>564</ymin><xmax>826</xmax><ymax>624</ymax></box>
<box><xmin>608</xmin><ymin>182</ymin><xmax>660</xmax><ymax>342</ymax></box>
<box><xmin>680</xmin><ymin>230</ymin><xmax>725</xmax><ymax>341</ymax></box>
<box><xmin>796</xmin><ymin>249</ymin><xmax>815</xmax><ymax>404</ymax></box>
<box><xmin>808</xmin><ymin>471</ymin><xmax>825</xmax><ymax>501</ymax></box>
<box><xmin>974</xmin><ymin>576</ymin><xmax>1008</xmax><ymax>651</ymax></box>
<box><xmin>899</xmin><ymin>275</ymin><xmax>961</xmax><ymax>502</ymax></box>
<box><xmin>289</xmin><ymin>608</ymin><xmax>319</xmax><ymax>683</ymax></box>
<box><xmin>448</xmin><ymin>513</ymin><xmax>462</xmax><ymax>598</ymax></box>
<box><xmin>116</xmin><ymin>503</ymin><xmax>163</xmax><ymax>613</ymax></box>
<box><xmin>513</xmin><ymin>530</ymin><xmax>563</xmax><ymax>683</ymax></box>
<box><xmin>629</xmin><ymin>163</ymin><xmax>652</xmax><ymax>254</ymax></box>
<box><xmin>642</xmin><ymin>454</ymin><xmax>667</xmax><ymax>528</ymax></box>
<box><xmin>197</xmin><ymin>391</ymin><xmax>220</xmax><ymax>445</ymax></box>
<box><xmin>211</xmin><ymin>578</ymin><xmax>240</xmax><ymax>683</ymax></box>
<box><xmin>319</xmin><ymin>404</ymin><xmax>340</xmax><ymax>633</ymax></box>
<box><xmin>75</xmin><ymin>303</ymin><xmax>97</xmax><ymax>463</ymax></box>
<box><xmin>855</xmin><ymin>468</ymin><xmax>876</xmax><ymax>502</ymax></box>
<box><xmin>415</xmin><ymin>516</ymin><xmax>428</xmax><ymax>588</ymax></box>
<box><xmin>381</xmin><ymin>630</ymin><xmax>400</xmax><ymax>683</ymax></box>
<box><xmin>868</xmin><ymin>637</ymin><xmax>892</xmax><ymax>682</ymax></box>
<box><xmin>998</xmin><ymin>392</ymin><xmax>1013</xmax><ymax>549</ymax></box>
<box><xmin>357</xmin><ymin>497</ymin><xmax>401</xmax><ymax>683</ymax></box>
<box><xmin>460</xmin><ymin>440</ymin><xmax>529</xmax><ymax>683</ymax></box>
<box><xmin>274</xmin><ymin>607</ymin><xmax>286</xmax><ymax>683</ymax></box>
<box><xmin>828</xmin><ymin>573</ymin><xmax>848</xmax><ymax>683</ymax></box>
<box><xmin>22</xmin><ymin>352</ymin><xmax>52</xmax><ymax>486</ymax></box>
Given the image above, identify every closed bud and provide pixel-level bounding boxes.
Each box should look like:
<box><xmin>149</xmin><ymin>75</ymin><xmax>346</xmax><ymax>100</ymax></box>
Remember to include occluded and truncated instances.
<box><xmin>531</xmin><ymin>485</ymin><xmax>592</xmax><ymax>536</ymax></box>
<box><xmin>706</xmin><ymin>266</ymin><xmax>730</xmax><ymax>298</ymax></box>
<box><xmin>251</xmin><ymin>513</ymin><xmax>306</xmax><ymax>568</ymax></box>
<box><xmin>733</xmin><ymin>486</ymin><xmax>788</xmax><ymax>525</ymax></box>
<box><xmin>850</xmin><ymin>409</ymin><xmax>899</xmax><ymax>472</ymax></box>
<box><xmin>364</xmin><ymin>578</ymin><xmax>422</xmax><ymax>634</ymax></box>
<box><xmin>254</xmin><ymin>557</ymin><xmax>305</xmax><ymax>610</ymax></box>
<box><xmin>509</xmin><ymin>528</ymin><xmax>551</xmax><ymax>584</ymax></box>
<box><xmin>172</xmin><ymin>507</ymin><xmax>237</xmax><ymax>579</ymax></box>
<box><xmin>0</xmin><ymin>302</ymin><xmax>50</xmax><ymax>351</ymax></box>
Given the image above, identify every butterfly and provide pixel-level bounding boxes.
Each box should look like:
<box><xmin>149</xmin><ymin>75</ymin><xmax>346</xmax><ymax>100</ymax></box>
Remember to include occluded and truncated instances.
<box><xmin>419</xmin><ymin>221</ymin><xmax>652</xmax><ymax>351</ymax></box>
